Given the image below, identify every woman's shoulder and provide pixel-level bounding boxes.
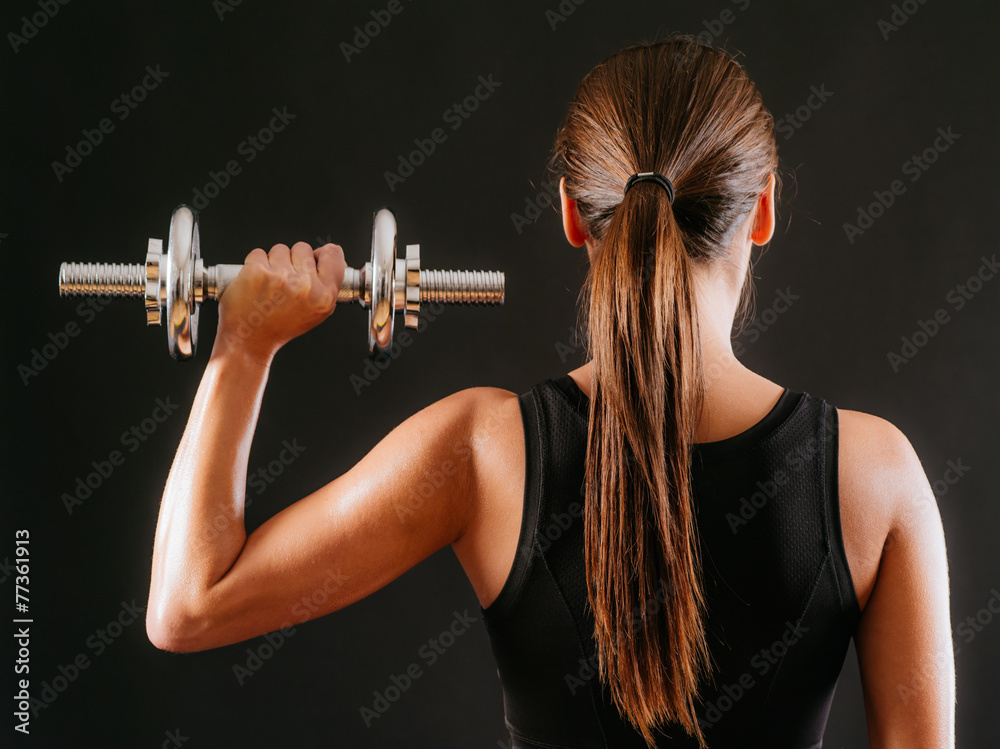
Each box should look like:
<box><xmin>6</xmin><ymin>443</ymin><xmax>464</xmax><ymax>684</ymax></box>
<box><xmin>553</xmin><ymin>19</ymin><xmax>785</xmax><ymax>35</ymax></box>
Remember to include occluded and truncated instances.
<box><xmin>835</xmin><ymin>405</ymin><xmax>938</xmax><ymax>611</ymax></box>
<box><xmin>836</xmin><ymin>405</ymin><xmax>929</xmax><ymax>511</ymax></box>
<box><xmin>443</xmin><ymin>386</ymin><xmax>526</xmax><ymax>608</ymax></box>
<box><xmin>458</xmin><ymin>386</ymin><xmax>525</xmax><ymax>490</ymax></box>
<box><xmin>418</xmin><ymin>384</ymin><xmax>524</xmax><ymax>500</ymax></box>
<box><xmin>835</xmin><ymin>406</ymin><xmax>953</xmax><ymax>741</ymax></box>
<box><xmin>402</xmin><ymin>386</ymin><xmax>520</xmax><ymax>440</ymax></box>
<box><xmin>422</xmin><ymin>386</ymin><xmax>522</xmax><ymax>451</ymax></box>
<box><xmin>367</xmin><ymin>385</ymin><xmax>523</xmax><ymax>529</ymax></box>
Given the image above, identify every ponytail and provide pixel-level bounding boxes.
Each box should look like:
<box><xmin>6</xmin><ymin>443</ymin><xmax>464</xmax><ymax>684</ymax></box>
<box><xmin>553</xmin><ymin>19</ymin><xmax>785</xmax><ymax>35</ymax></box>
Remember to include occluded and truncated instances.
<box><xmin>582</xmin><ymin>178</ymin><xmax>709</xmax><ymax>747</ymax></box>
<box><xmin>551</xmin><ymin>36</ymin><xmax>779</xmax><ymax>746</ymax></box>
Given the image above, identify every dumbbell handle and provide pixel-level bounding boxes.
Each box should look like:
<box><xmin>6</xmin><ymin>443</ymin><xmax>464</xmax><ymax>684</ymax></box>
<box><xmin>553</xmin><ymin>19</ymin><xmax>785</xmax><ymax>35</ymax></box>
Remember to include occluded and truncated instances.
<box><xmin>58</xmin><ymin>262</ymin><xmax>506</xmax><ymax>306</ymax></box>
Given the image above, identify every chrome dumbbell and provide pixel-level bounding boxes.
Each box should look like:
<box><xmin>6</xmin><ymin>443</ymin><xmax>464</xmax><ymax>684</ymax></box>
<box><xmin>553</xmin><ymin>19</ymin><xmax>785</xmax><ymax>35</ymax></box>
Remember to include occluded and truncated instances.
<box><xmin>58</xmin><ymin>205</ymin><xmax>505</xmax><ymax>360</ymax></box>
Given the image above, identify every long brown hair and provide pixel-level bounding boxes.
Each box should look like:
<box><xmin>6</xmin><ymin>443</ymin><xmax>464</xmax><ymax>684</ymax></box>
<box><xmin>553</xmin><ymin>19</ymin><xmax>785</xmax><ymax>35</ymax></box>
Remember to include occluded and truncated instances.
<box><xmin>548</xmin><ymin>37</ymin><xmax>779</xmax><ymax>746</ymax></box>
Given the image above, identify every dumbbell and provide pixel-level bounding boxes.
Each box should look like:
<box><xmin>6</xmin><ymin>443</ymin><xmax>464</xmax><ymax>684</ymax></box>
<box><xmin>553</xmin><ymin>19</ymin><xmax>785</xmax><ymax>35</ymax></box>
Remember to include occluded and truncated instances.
<box><xmin>58</xmin><ymin>205</ymin><xmax>505</xmax><ymax>360</ymax></box>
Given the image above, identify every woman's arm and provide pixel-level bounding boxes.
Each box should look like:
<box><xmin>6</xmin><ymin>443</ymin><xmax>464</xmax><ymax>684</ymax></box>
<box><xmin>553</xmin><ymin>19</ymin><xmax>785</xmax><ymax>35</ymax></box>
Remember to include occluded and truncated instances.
<box><xmin>145</xmin><ymin>241</ymin><xmax>489</xmax><ymax>652</ymax></box>
<box><xmin>850</xmin><ymin>417</ymin><xmax>955</xmax><ymax>748</ymax></box>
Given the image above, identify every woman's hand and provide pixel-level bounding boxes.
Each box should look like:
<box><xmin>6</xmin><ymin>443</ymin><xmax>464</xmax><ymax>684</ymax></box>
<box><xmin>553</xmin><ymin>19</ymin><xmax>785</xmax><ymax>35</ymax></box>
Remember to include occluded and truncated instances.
<box><xmin>213</xmin><ymin>241</ymin><xmax>347</xmax><ymax>365</ymax></box>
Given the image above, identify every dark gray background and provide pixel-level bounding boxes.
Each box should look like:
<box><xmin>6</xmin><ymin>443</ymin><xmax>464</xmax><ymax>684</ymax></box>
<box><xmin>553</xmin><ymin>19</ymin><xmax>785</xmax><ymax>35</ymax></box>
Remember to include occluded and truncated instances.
<box><xmin>2</xmin><ymin>0</ymin><xmax>998</xmax><ymax>746</ymax></box>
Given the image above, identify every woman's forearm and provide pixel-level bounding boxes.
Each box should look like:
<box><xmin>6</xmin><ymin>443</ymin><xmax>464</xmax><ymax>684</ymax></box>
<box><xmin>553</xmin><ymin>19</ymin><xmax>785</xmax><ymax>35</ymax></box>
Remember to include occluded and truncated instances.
<box><xmin>146</xmin><ymin>345</ymin><xmax>272</xmax><ymax>644</ymax></box>
<box><xmin>145</xmin><ymin>241</ymin><xmax>344</xmax><ymax>650</ymax></box>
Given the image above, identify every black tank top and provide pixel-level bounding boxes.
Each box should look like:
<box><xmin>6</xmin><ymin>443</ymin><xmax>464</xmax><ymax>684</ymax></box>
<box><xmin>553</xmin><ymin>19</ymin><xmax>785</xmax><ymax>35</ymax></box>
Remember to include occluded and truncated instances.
<box><xmin>481</xmin><ymin>375</ymin><xmax>861</xmax><ymax>749</ymax></box>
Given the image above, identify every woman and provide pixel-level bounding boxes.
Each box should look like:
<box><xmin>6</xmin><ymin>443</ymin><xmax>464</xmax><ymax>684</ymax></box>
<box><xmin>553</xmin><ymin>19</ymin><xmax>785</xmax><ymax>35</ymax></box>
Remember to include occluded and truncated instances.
<box><xmin>146</xmin><ymin>37</ymin><xmax>954</xmax><ymax>748</ymax></box>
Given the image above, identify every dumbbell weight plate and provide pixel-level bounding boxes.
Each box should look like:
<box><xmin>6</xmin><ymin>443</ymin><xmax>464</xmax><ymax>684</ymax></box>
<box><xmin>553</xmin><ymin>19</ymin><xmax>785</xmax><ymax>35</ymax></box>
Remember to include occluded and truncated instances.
<box><xmin>369</xmin><ymin>208</ymin><xmax>397</xmax><ymax>354</ymax></box>
<box><xmin>165</xmin><ymin>205</ymin><xmax>199</xmax><ymax>360</ymax></box>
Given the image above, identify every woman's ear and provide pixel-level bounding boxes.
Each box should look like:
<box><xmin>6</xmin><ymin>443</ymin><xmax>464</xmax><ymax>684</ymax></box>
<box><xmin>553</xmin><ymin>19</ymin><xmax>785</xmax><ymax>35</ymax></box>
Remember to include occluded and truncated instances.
<box><xmin>750</xmin><ymin>172</ymin><xmax>776</xmax><ymax>246</ymax></box>
<box><xmin>560</xmin><ymin>177</ymin><xmax>588</xmax><ymax>248</ymax></box>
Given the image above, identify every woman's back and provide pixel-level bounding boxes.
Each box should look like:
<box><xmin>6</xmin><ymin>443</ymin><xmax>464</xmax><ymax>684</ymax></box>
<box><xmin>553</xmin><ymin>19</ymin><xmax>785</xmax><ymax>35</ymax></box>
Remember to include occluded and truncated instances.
<box><xmin>453</xmin><ymin>363</ymin><xmax>948</xmax><ymax>747</ymax></box>
<box><xmin>457</xmin><ymin>367</ymin><xmax>850</xmax><ymax>747</ymax></box>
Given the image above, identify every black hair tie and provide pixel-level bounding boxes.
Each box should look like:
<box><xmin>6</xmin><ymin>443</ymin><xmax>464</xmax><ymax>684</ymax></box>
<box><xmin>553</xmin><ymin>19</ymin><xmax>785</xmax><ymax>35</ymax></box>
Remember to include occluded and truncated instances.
<box><xmin>624</xmin><ymin>171</ymin><xmax>675</xmax><ymax>204</ymax></box>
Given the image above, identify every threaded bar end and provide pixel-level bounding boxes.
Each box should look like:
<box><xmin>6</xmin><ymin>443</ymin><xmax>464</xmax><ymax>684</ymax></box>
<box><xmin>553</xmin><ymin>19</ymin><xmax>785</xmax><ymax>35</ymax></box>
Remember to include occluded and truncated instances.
<box><xmin>420</xmin><ymin>269</ymin><xmax>504</xmax><ymax>304</ymax></box>
<box><xmin>59</xmin><ymin>262</ymin><xmax>146</xmax><ymax>297</ymax></box>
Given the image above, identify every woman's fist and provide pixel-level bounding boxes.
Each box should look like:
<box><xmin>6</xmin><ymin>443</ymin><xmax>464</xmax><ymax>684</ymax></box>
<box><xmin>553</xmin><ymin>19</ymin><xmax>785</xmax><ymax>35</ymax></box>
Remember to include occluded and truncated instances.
<box><xmin>213</xmin><ymin>242</ymin><xmax>347</xmax><ymax>364</ymax></box>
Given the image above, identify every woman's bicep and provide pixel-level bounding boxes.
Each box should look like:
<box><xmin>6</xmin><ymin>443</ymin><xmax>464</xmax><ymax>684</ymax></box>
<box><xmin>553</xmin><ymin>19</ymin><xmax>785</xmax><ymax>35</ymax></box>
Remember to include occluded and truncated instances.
<box><xmin>168</xmin><ymin>388</ymin><xmax>486</xmax><ymax>652</ymax></box>
<box><xmin>854</xmin><ymin>429</ymin><xmax>955</xmax><ymax>749</ymax></box>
